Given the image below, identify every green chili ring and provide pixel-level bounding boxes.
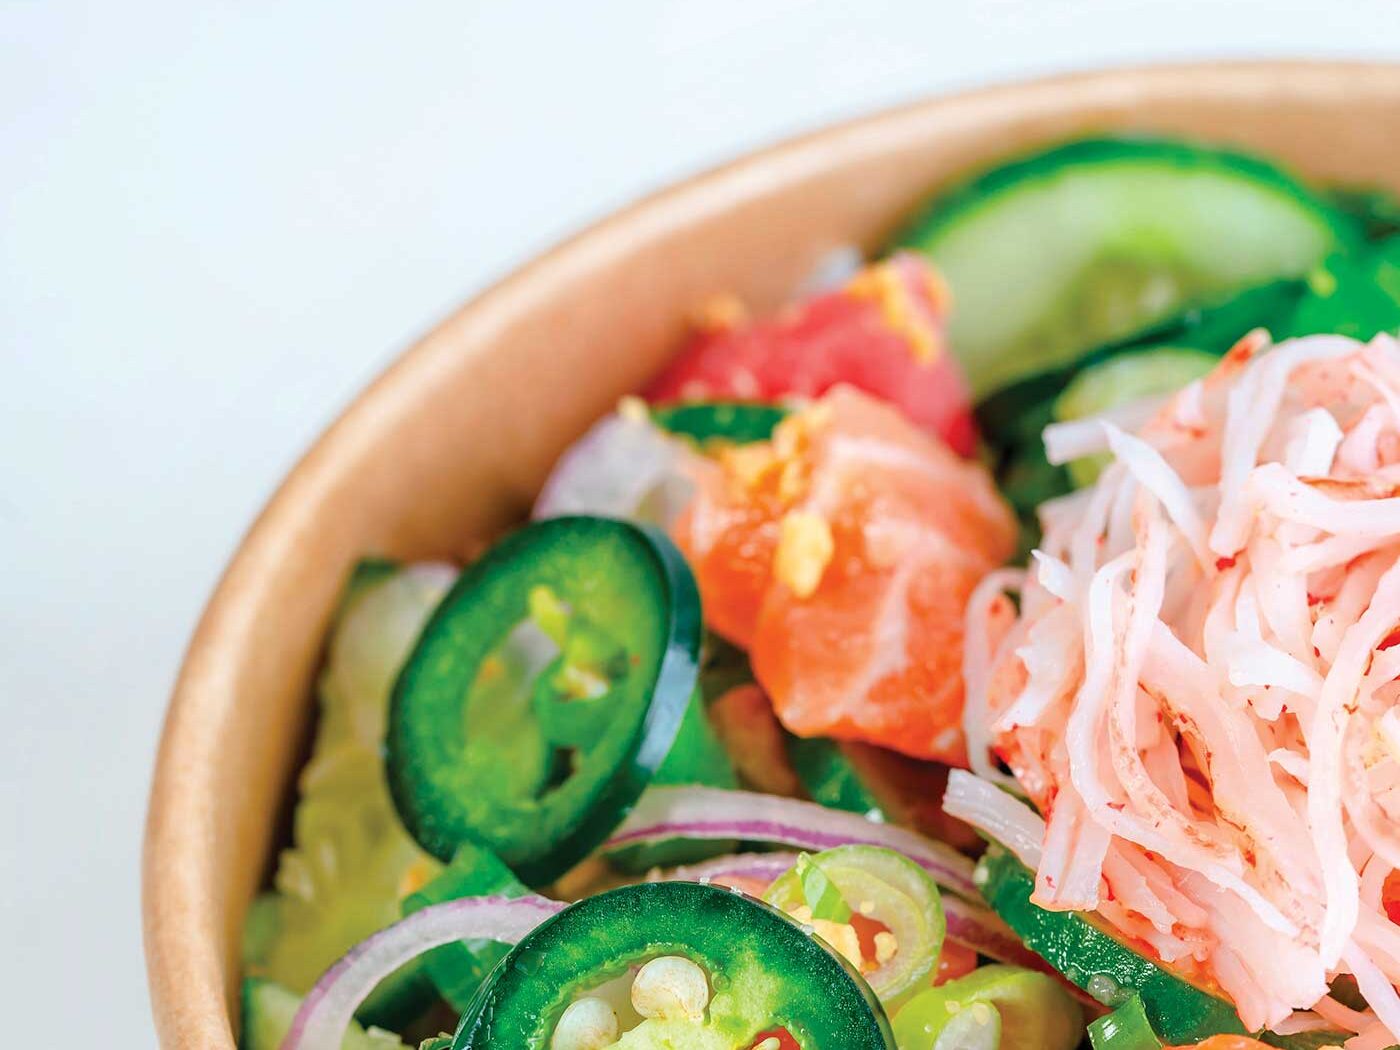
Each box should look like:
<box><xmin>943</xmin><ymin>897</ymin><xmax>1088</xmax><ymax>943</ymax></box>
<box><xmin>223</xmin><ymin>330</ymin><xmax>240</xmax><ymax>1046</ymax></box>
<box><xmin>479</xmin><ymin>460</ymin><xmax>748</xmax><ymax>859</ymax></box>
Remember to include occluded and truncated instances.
<box><xmin>387</xmin><ymin>516</ymin><xmax>702</xmax><ymax>886</ymax></box>
<box><xmin>453</xmin><ymin>881</ymin><xmax>896</xmax><ymax>1049</ymax></box>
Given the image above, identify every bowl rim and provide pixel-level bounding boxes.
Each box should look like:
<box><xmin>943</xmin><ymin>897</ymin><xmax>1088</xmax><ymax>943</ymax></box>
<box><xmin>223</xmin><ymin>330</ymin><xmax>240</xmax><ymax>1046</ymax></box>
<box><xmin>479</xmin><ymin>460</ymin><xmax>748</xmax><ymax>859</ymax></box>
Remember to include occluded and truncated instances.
<box><xmin>142</xmin><ymin>58</ymin><xmax>1400</xmax><ymax>1046</ymax></box>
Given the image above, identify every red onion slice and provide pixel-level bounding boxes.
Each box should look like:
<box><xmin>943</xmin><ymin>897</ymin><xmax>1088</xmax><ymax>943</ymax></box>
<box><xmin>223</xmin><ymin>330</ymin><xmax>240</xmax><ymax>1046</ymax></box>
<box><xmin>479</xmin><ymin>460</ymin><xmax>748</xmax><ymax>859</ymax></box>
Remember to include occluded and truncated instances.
<box><xmin>611</xmin><ymin>786</ymin><xmax>978</xmax><ymax>899</ymax></box>
<box><xmin>657</xmin><ymin>850</ymin><xmax>799</xmax><ymax>887</ymax></box>
<box><xmin>940</xmin><ymin>894</ymin><xmax>1046</xmax><ymax>971</ymax></box>
<box><xmin>281</xmin><ymin>894</ymin><xmax>564</xmax><ymax>1050</ymax></box>
<box><xmin>532</xmin><ymin>410</ymin><xmax>694</xmax><ymax>526</ymax></box>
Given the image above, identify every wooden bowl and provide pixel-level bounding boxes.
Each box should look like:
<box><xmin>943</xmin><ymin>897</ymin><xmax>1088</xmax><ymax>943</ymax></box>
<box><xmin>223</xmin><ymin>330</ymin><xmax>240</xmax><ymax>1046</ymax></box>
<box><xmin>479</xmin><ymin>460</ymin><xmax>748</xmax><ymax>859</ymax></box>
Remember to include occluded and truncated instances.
<box><xmin>143</xmin><ymin>61</ymin><xmax>1400</xmax><ymax>1046</ymax></box>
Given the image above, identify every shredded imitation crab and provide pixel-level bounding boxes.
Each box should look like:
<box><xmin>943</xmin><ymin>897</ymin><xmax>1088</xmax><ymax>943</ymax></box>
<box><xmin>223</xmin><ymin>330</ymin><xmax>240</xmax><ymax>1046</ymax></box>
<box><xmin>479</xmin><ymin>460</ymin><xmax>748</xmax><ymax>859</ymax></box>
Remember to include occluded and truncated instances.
<box><xmin>955</xmin><ymin>333</ymin><xmax>1400</xmax><ymax>1048</ymax></box>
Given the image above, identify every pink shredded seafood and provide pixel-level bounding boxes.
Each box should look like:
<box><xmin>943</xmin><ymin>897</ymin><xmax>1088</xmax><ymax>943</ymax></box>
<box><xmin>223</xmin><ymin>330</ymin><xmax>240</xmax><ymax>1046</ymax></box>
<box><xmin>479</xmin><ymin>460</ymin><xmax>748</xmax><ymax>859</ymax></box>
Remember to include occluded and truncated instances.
<box><xmin>957</xmin><ymin>333</ymin><xmax>1400</xmax><ymax>1046</ymax></box>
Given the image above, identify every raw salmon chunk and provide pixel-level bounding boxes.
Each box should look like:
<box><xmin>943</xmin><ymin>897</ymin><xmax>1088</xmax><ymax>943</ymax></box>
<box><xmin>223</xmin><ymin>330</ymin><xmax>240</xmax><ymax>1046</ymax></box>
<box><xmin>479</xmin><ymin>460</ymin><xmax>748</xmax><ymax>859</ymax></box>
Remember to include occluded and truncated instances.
<box><xmin>674</xmin><ymin>385</ymin><xmax>1015</xmax><ymax>763</ymax></box>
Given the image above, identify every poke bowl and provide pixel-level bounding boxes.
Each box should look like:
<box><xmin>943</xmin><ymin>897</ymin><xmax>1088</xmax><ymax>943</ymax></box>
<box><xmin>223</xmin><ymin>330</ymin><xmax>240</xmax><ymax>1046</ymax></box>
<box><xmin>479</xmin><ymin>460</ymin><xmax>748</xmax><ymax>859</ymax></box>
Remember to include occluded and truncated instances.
<box><xmin>144</xmin><ymin>62</ymin><xmax>1400</xmax><ymax>1050</ymax></box>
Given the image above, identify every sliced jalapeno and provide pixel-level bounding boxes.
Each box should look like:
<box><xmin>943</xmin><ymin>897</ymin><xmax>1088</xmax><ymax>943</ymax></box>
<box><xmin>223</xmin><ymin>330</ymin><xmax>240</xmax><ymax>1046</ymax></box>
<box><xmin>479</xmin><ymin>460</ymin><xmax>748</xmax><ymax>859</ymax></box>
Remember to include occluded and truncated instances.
<box><xmin>387</xmin><ymin>516</ymin><xmax>703</xmax><ymax>885</ymax></box>
<box><xmin>651</xmin><ymin>400</ymin><xmax>788</xmax><ymax>447</ymax></box>
<box><xmin>764</xmin><ymin>845</ymin><xmax>944</xmax><ymax>1009</ymax></box>
<box><xmin>453</xmin><ymin>881</ymin><xmax>896</xmax><ymax>1049</ymax></box>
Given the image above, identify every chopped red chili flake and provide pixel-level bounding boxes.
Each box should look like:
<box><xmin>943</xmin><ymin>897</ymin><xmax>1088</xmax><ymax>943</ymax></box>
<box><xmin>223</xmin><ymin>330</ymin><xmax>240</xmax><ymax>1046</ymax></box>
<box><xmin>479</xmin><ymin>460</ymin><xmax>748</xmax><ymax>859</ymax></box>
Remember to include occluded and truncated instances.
<box><xmin>748</xmin><ymin>1028</ymin><xmax>801</xmax><ymax>1050</ymax></box>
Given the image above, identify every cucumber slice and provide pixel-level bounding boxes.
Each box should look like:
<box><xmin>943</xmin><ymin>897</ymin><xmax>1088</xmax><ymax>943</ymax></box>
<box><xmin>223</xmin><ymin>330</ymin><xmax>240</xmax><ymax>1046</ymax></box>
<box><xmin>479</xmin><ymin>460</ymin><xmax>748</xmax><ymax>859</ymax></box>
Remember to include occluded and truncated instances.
<box><xmin>899</xmin><ymin>137</ymin><xmax>1357</xmax><ymax>396</ymax></box>
<box><xmin>240</xmin><ymin>978</ymin><xmax>408</xmax><ymax>1050</ymax></box>
<box><xmin>977</xmin><ymin>848</ymin><xmax>1350</xmax><ymax>1049</ymax></box>
<box><xmin>977</xmin><ymin>846</ymin><xmax>1245</xmax><ymax>1044</ymax></box>
<box><xmin>1055</xmin><ymin>347</ymin><xmax>1219</xmax><ymax>426</ymax></box>
<box><xmin>974</xmin><ymin>278</ymin><xmax>1304</xmax><ymax>455</ymax></box>
<box><xmin>1054</xmin><ymin>346</ymin><xmax>1218</xmax><ymax>486</ymax></box>
<box><xmin>251</xmin><ymin>562</ymin><xmax>455</xmax><ymax>1029</ymax></box>
<box><xmin>977</xmin><ymin>279</ymin><xmax>1305</xmax><ymax>557</ymax></box>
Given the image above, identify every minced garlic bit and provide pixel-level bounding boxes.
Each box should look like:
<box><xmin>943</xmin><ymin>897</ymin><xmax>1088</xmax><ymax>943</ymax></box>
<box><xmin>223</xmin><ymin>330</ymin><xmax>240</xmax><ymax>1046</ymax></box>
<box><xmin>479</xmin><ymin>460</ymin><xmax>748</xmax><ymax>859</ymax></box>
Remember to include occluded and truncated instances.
<box><xmin>846</xmin><ymin>259</ymin><xmax>944</xmax><ymax>365</ymax></box>
<box><xmin>774</xmin><ymin>511</ymin><xmax>834</xmax><ymax>599</ymax></box>
<box><xmin>873</xmin><ymin>931</ymin><xmax>898</xmax><ymax>966</ymax></box>
<box><xmin>692</xmin><ymin>292</ymin><xmax>748</xmax><ymax>331</ymax></box>
<box><xmin>776</xmin><ymin>458</ymin><xmax>806</xmax><ymax>503</ymax></box>
<box><xmin>395</xmin><ymin>855</ymin><xmax>438</xmax><ymax>899</ymax></box>
<box><xmin>721</xmin><ymin>444</ymin><xmax>777</xmax><ymax>491</ymax></box>
<box><xmin>788</xmin><ymin>905</ymin><xmax>862</xmax><ymax>969</ymax></box>
<box><xmin>813</xmin><ymin>919</ymin><xmax>863</xmax><ymax>969</ymax></box>
<box><xmin>616</xmin><ymin>395</ymin><xmax>650</xmax><ymax>422</ymax></box>
<box><xmin>968</xmin><ymin>1002</ymin><xmax>995</xmax><ymax>1025</ymax></box>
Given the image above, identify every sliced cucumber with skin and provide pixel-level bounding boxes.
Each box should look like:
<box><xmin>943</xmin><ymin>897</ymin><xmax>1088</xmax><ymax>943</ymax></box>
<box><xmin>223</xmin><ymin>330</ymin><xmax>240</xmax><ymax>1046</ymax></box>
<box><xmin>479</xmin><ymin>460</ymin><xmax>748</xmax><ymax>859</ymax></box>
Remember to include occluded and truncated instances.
<box><xmin>899</xmin><ymin>137</ymin><xmax>1357</xmax><ymax>396</ymax></box>
<box><xmin>974</xmin><ymin>278</ymin><xmax>1305</xmax><ymax>455</ymax></box>
<box><xmin>976</xmin><ymin>279</ymin><xmax>1304</xmax><ymax>556</ymax></box>
<box><xmin>1054</xmin><ymin>346</ymin><xmax>1218</xmax><ymax>486</ymax></box>
<box><xmin>252</xmin><ymin>562</ymin><xmax>456</xmax><ymax>1029</ymax></box>
<box><xmin>977</xmin><ymin>846</ymin><xmax>1244</xmax><ymax>1043</ymax></box>
<box><xmin>240</xmin><ymin>978</ymin><xmax>409</xmax><ymax>1050</ymax></box>
<box><xmin>976</xmin><ymin>848</ymin><xmax>1350</xmax><ymax>1049</ymax></box>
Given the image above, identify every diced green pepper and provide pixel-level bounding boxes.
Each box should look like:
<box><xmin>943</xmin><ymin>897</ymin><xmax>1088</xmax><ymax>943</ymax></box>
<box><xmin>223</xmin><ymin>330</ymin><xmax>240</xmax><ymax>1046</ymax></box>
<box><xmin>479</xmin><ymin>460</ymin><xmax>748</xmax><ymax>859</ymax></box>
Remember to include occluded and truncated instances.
<box><xmin>453</xmin><ymin>882</ymin><xmax>896</xmax><ymax>1049</ymax></box>
<box><xmin>1089</xmin><ymin>995</ymin><xmax>1164</xmax><ymax>1050</ymax></box>
<box><xmin>401</xmin><ymin>844</ymin><xmax>529</xmax><ymax>1013</ymax></box>
<box><xmin>387</xmin><ymin>517</ymin><xmax>705</xmax><ymax>886</ymax></box>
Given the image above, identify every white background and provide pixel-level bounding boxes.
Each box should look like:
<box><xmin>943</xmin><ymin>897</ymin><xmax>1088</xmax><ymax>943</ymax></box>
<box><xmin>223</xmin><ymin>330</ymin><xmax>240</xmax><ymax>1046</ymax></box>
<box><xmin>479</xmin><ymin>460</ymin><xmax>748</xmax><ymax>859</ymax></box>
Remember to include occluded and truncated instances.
<box><xmin>2</xmin><ymin>1</ymin><xmax>1396</xmax><ymax>1041</ymax></box>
